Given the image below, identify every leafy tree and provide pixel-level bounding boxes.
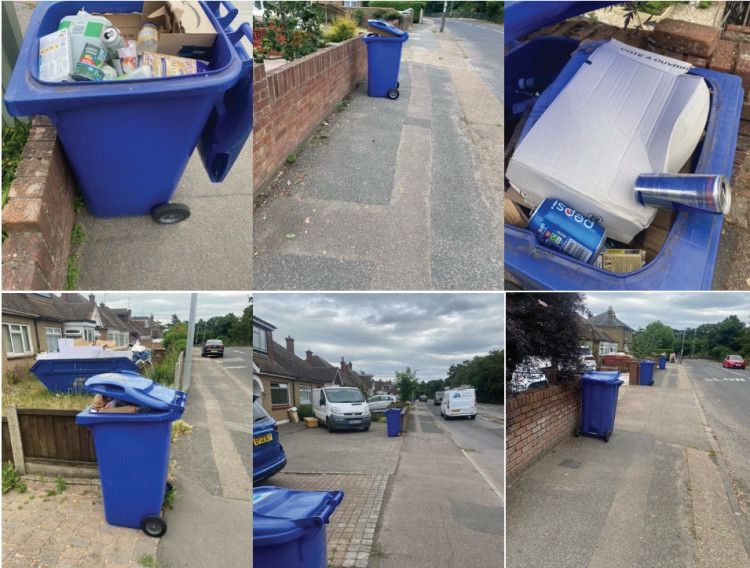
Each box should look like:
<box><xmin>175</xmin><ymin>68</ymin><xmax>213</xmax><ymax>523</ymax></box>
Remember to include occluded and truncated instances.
<box><xmin>506</xmin><ymin>293</ymin><xmax>590</xmax><ymax>381</ymax></box>
<box><xmin>632</xmin><ymin>321</ymin><xmax>674</xmax><ymax>358</ymax></box>
<box><xmin>393</xmin><ymin>367</ymin><xmax>420</xmax><ymax>401</ymax></box>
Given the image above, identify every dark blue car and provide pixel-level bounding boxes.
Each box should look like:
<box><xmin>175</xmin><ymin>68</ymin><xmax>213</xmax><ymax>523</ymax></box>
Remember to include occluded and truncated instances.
<box><xmin>253</xmin><ymin>394</ymin><xmax>287</xmax><ymax>484</ymax></box>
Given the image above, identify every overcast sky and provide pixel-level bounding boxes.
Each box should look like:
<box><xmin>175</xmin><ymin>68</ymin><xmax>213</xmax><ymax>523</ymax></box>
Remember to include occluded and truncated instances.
<box><xmin>254</xmin><ymin>293</ymin><xmax>505</xmax><ymax>383</ymax></box>
<box><xmin>64</xmin><ymin>292</ymin><xmax>251</xmax><ymax>323</ymax></box>
<box><xmin>583</xmin><ymin>292</ymin><xmax>750</xmax><ymax>331</ymax></box>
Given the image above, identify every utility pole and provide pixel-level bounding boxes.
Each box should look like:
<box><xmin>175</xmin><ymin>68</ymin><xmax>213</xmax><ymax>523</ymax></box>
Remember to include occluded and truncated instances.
<box><xmin>183</xmin><ymin>294</ymin><xmax>198</xmax><ymax>391</ymax></box>
<box><xmin>691</xmin><ymin>327</ymin><xmax>698</xmax><ymax>359</ymax></box>
<box><xmin>440</xmin><ymin>1</ymin><xmax>447</xmax><ymax>32</ymax></box>
<box><xmin>679</xmin><ymin>329</ymin><xmax>686</xmax><ymax>364</ymax></box>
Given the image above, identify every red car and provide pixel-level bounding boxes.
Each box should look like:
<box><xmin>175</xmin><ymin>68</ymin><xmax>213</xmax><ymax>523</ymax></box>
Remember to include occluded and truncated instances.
<box><xmin>723</xmin><ymin>355</ymin><xmax>746</xmax><ymax>369</ymax></box>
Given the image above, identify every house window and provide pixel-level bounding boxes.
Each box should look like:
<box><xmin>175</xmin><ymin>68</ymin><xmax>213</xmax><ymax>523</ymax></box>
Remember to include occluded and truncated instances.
<box><xmin>2</xmin><ymin>323</ymin><xmax>33</xmax><ymax>356</ymax></box>
<box><xmin>270</xmin><ymin>382</ymin><xmax>289</xmax><ymax>407</ymax></box>
<box><xmin>45</xmin><ymin>327</ymin><xmax>63</xmax><ymax>352</ymax></box>
<box><xmin>253</xmin><ymin>325</ymin><xmax>267</xmax><ymax>353</ymax></box>
<box><xmin>106</xmin><ymin>330</ymin><xmax>128</xmax><ymax>347</ymax></box>
<box><xmin>85</xmin><ymin>328</ymin><xmax>95</xmax><ymax>342</ymax></box>
<box><xmin>299</xmin><ymin>385</ymin><xmax>311</xmax><ymax>405</ymax></box>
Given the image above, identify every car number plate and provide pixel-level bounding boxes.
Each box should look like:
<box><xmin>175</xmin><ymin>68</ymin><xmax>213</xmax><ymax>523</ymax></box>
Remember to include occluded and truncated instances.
<box><xmin>348</xmin><ymin>419</ymin><xmax>361</xmax><ymax>425</ymax></box>
<box><xmin>451</xmin><ymin>409</ymin><xmax>460</xmax><ymax>414</ymax></box>
<box><xmin>254</xmin><ymin>434</ymin><xmax>272</xmax><ymax>446</ymax></box>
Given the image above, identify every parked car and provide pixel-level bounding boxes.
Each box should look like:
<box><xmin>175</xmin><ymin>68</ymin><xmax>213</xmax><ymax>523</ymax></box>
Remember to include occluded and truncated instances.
<box><xmin>509</xmin><ymin>363</ymin><xmax>549</xmax><ymax>393</ymax></box>
<box><xmin>579</xmin><ymin>347</ymin><xmax>597</xmax><ymax>371</ymax></box>
<box><xmin>723</xmin><ymin>354</ymin><xmax>746</xmax><ymax>369</ymax></box>
<box><xmin>253</xmin><ymin>395</ymin><xmax>286</xmax><ymax>484</ymax></box>
<box><xmin>313</xmin><ymin>387</ymin><xmax>371</xmax><ymax>432</ymax></box>
<box><xmin>434</xmin><ymin>391</ymin><xmax>445</xmax><ymax>406</ymax></box>
<box><xmin>419</xmin><ymin>395</ymin><xmax>427</xmax><ymax>402</ymax></box>
<box><xmin>367</xmin><ymin>394</ymin><xmax>397</xmax><ymax>412</ymax></box>
<box><xmin>201</xmin><ymin>339</ymin><xmax>224</xmax><ymax>357</ymax></box>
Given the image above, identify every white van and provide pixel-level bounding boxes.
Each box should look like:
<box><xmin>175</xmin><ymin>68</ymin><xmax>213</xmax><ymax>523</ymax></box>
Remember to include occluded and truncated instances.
<box><xmin>440</xmin><ymin>388</ymin><xmax>477</xmax><ymax>420</ymax></box>
<box><xmin>312</xmin><ymin>387</ymin><xmax>371</xmax><ymax>432</ymax></box>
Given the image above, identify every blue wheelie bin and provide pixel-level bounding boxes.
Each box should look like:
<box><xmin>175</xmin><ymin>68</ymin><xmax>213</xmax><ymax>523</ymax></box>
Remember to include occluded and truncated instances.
<box><xmin>576</xmin><ymin>371</ymin><xmax>623</xmax><ymax>442</ymax></box>
<box><xmin>76</xmin><ymin>371</ymin><xmax>186</xmax><ymax>537</ymax></box>
<box><xmin>504</xmin><ymin>1</ymin><xmax>744</xmax><ymax>290</ymax></box>
<box><xmin>658</xmin><ymin>355</ymin><xmax>667</xmax><ymax>370</ymax></box>
<box><xmin>253</xmin><ymin>486</ymin><xmax>344</xmax><ymax>568</ymax></box>
<box><xmin>384</xmin><ymin>407</ymin><xmax>401</xmax><ymax>437</ymax></box>
<box><xmin>4</xmin><ymin>1</ymin><xmax>252</xmax><ymax>224</ymax></box>
<box><xmin>639</xmin><ymin>360</ymin><xmax>655</xmax><ymax>386</ymax></box>
<box><xmin>30</xmin><ymin>356</ymin><xmax>139</xmax><ymax>393</ymax></box>
<box><xmin>362</xmin><ymin>20</ymin><xmax>408</xmax><ymax>100</ymax></box>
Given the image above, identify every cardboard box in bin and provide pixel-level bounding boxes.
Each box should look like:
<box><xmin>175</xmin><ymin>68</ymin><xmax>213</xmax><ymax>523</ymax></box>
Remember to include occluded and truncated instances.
<box><xmin>100</xmin><ymin>1</ymin><xmax>217</xmax><ymax>60</ymax></box>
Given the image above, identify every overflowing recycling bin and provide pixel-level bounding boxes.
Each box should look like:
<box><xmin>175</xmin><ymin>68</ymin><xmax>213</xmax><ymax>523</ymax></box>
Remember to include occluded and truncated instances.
<box><xmin>253</xmin><ymin>486</ymin><xmax>344</xmax><ymax>568</ymax></box>
<box><xmin>384</xmin><ymin>407</ymin><xmax>401</xmax><ymax>437</ymax></box>
<box><xmin>76</xmin><ymin>371</ymin><xmax>186</xmax><ymax>536</ymax></box>
<box><xmin>362</xmin><ymin>20</ymin><xmax>408</xmax><ymax>99</ymax></box>
<box><xmin>576</xmin><ymin>371</ymin><xmax>624</xmax><ymax>442</ymax></box>
<box><xmin>503</xmin><ymin>1</ymin><xmax>744</xmax><ymax>290</ymax></box>
<box><xmin>31</xmin><ymin>356</ymin><xmax>139</xmax><ymax>393</ymax></box>
<box><xmin>4</xmin><ymin>1</ymin><xmax>252</xmax><ymax>224</ymax></box>
<box><xmin>639</xmin><ymin>360</ymin><xmax>655</xmax><ymax>386</ymax></box>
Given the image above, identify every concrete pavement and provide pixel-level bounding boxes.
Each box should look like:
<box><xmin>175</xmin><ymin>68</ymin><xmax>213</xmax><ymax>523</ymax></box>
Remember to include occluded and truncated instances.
<box><xmin>506</xmin><ymin>363</ymin><xmax>750</xmax><ymax>568</ymax></box>
<box><xmin>253</xmin><ymin>19</ymin><xmax>503</xmax><ymax>290</ymax></box>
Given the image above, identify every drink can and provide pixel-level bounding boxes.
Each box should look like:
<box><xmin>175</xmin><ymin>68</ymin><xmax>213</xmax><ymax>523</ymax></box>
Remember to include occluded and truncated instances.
<box><xmin>634</xmin><ymin>174</ymin><xmax>731</xmax><ymax>215</ymax></box>
<box><xmin>72</xmin><ymin>43</ymin><xmax>107</xmax><ymax>81</ymax></box>
<box><xmin>526</xmin><ymin>198</ymin><xmax>606</xmax><ymax>264</ymax></box>
<box><xmin>102</xmin><ymin>26</ymin><xmax>126</xmax><ymax>58</ymax></box>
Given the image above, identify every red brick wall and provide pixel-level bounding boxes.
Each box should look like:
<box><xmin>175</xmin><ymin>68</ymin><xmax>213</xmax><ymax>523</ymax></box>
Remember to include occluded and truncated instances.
<box><xmin>253</xmin><ymin>35</ymin><xmax>368</xmax><ymax>194</ymax></box>
<box><xmin>507</xmin><ymin>382</ymin><xmax>581</xmax><ymax>482</ymax></box>
<box><xmin>2</xmin><ymin>117</ymin><xmax>76</xmax><ymax>290</ymax></box>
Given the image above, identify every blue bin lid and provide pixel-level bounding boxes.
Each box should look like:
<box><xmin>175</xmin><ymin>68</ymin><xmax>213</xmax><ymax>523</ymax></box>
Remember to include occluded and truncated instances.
<box><xmin>581</xmin><ymin>371</ymin><xmax>622</xmax><ymax>384</ymax></box>
<box><xmin>505</xmin><ymin>1</ymin><xmax>618</xmax><ymax>45</ymax></box>
<box><xmin>368</xmin><ymin>19</ymin><xmax>408</xmax><ymax>37</ymax></box>
<box><xmin>253</xmin><ymin>487</ymin><xmax>344</xmax><ymax>547</ymax></box>
<box><xmin>384</xmin><ymin>408</ymin><xmax>401</xmax><ymax>414</ymax></box>
<box><xmin>83</xmin><ymin>371</ymin><xmax>185</xmax><ymax>411</ymax></box>
<box><xmin>640</xmin><ymin>360</ymin><xmax>656</xmax><ymax>366</ymax></box>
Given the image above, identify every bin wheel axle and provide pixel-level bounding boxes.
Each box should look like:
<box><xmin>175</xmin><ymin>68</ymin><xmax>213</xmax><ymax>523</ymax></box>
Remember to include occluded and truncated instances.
<box><xmin>151</xmin><ymin>203</ymin><xmax>191</xmax><ymax>225</ymax></box>
<box><xmin>387</xmin><ymin>89</ymin><xmax>399</xmax><ymax>100</ymax></box>
<box><xmin>142</xmin><ymin>515</ymin><xmax>167</xmax><ymax>537</ymax></box>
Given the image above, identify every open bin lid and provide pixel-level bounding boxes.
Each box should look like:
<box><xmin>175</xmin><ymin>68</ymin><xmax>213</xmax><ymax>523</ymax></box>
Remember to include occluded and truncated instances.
<box><xmin>505</xmin><ymin>1</ymin><xmax>617</xmax><ymax>45</ymax></box>
<box><xmin>83</xmin><ymin>371</ymin><xmax>185</xmax><ymax>412</ymax></box>
<box><xmin>253</xmin><ymin>487</ymin><xmax>344</xmax><ymax>546</ymax></box>
<box><xmin>367</xmin><ymin>19</ymin><xmax>408</xmax><ymax>37</ymax></box>
<box><xmin>581</xmin><ymin>371</ymin><xmax>623</xmax><ymax>384</ymax></box>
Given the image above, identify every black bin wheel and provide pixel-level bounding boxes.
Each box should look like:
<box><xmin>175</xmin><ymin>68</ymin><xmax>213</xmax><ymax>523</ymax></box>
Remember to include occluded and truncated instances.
<box><xmin>387</xmin><ymin>88</ymin><xmax>399</xmax><ymax>100</ymax></box>
<box><xmin>574</xmin><ymin>424</ymin><xmax>581</xmax><ymax>437</ymax></box>
<box><xmin>142</xmin><ymin>515</ymin><xmax>167</xmax><ymax>537</ymax></box>
<box><xmin>604</xmin><ymin>432</ymin><xmax>611</xmax><ymax>443</ymax></box>
<box><xmin>151</xmin><ymin>203</ymin><xmax>190</xmax><ymax>224</ymax></box>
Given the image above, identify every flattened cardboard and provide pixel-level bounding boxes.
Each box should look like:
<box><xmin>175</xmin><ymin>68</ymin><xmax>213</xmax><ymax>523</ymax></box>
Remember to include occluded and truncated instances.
<box><xmin>506</xmin><ymin>39</ymin><xmax>710</xmax><ymax>243</ymax></box>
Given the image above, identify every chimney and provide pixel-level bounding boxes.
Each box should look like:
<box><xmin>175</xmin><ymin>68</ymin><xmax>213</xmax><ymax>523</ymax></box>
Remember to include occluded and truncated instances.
<box><xmin>607</xmin><ymin>306</ymin><xmax>614</xmax><ymax>324</ymax></box>
<box><xmin>89</xmin><ymin>294</ymin><xmax>96</xmax><ymax>303</ymax></box>
<box><xmin>306</xmin><ymin>350</ymin><xmax>313</xmax><ymax>363</ymax></box>
<box><xmin>285</xmin><ymin>336</ymin><xmax>295</xmax><ymax>355</ymax></box>
<box><xmin>348</xmin><ymin>362</ymin><xmax>353</xmax><ymax>370</ymax></box>
<box><xmin>340</xmin><ymin>357</ymin><xmax>347</xmax><ymax>371</ymax></box>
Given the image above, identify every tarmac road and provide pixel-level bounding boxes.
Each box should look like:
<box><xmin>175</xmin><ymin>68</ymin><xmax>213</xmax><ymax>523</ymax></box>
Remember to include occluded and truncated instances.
<box><xmin>688</xmin><ymin>359</ymin><xmax>750</xmax><ymax>531</ymax></box>
<box><xmin>443</xmin><ymin>19</ymin><xmax>503</xmax><ymax>101</ymax></box>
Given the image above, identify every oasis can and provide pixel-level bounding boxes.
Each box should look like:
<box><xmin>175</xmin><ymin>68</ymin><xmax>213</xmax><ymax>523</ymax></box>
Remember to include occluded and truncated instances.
<box><xmin>634</xmin><ymin>174</ymin><xmax>731</xmax><ymax>215</ymax></box>
<box><xmin>527</xmin><ymin>198</ymin><xmax>606</xmax><ymax>264</ymax></box>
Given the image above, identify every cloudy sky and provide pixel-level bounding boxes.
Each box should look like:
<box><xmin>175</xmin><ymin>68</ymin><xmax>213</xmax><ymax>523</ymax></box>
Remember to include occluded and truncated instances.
<box><xmin>57</xmin><ymin>292</ymin><xmax>251</xmax><ymax>323</ymax></box>
<box><xmin>254</xmin><ymin>293</ymin><xmax>505</xmax><ymax>383</ymax></box>
<box><xmin>583</xmin><ymin>292</ymin><xmax>750</xmax><ymax>330</ymax></box>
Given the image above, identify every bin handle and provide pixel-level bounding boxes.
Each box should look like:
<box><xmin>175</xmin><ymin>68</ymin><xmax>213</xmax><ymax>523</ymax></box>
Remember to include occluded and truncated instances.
<box><xmin>227</xmin><ymin>22</ymin><xmax>253</xmax><ymax>61</ymax></box>
<box><xmin>204</xmin><ymin>1</ymin><xmax>239</xmax><ymax>30</ymax></box>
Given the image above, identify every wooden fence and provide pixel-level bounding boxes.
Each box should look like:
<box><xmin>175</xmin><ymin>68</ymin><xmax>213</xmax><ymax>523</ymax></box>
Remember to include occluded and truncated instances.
<box><xmin>3</xmin><ymin>406</ymin><xmax>98</xmax><ymax>477</ymax></box>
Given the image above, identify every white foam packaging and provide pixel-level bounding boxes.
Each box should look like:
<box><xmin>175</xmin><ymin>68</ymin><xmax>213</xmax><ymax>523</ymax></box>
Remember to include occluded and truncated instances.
<box><xmin>506</xmin><ymin>39</ymin><xmax>710</xmax><ymax>243</ymax></box>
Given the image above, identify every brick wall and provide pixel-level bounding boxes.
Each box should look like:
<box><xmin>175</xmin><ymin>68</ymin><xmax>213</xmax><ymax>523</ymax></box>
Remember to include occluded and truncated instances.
<box><xmin>507</xmin><ymin>381</ymin><xmax>581</xmax><ymax>483</ymax></box>
<box><xmin>253</xmin><ymin>35</ymin><xmax>368</xmax><ymax>194</ymax></box>
<box><xmin>2</xmin><ymin>116</ymin><xmax>76</xmax><ymax>290</ymax></box>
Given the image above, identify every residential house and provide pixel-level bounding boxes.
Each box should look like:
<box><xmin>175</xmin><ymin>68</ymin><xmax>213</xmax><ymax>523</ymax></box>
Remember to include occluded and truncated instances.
<box><xmin>577</xmin><ymin>315</ymin><xmax>620</xmax><ymax>367</ymax></box>
<box><xmin>587</xmin><ymin>306</ymin><xmax>634</xmax><ymax>354</ymax></box>
<box><xmin>131</xmin><ymin>314</ymin><xmax>164</xmax><ymax>340</ymax></box>
<box><xmin>2</xmin><ymin>294</ymin><xmax>142</xmax><ymax>376</ymax></box>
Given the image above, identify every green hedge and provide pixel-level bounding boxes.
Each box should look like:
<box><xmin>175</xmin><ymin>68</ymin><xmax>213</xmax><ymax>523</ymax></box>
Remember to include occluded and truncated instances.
<box><xmin>297</xmin><ymin>404</ymin><xmax>314</xmax><ymax>419</ymax></box>
<box><xmin>366</xmin><ymin>2</ymin><xmax>426</xmax><ymax>23</ymax></box>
